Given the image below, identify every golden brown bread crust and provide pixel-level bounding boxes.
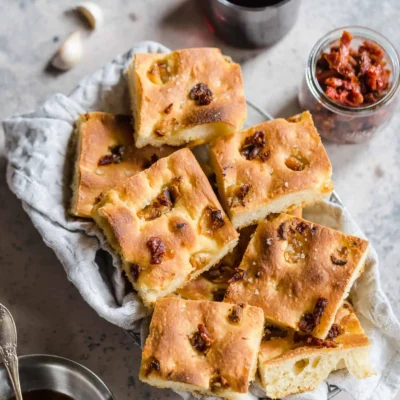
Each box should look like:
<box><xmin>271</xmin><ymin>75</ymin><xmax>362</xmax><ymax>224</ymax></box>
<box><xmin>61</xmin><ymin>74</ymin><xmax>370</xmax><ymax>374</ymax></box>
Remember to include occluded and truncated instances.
<box><xmin>209</xmin><ymin>112</ymin><xmax>333</xmax><ymax>228</ymax></box>
<box><xmin>258</xmin><ymin>302</ymin><xmax>372</xmax><ymax>398</ymax></box>
<box><xmin>140</xmin><ymin>298</ymin><xmax>264</xmax><ymax>397</ymax></box>
<box><xmin>126</xmin><ymin>48</ymin><xmax>246</xmax><ymax>148</ymax></box>
<box><xmin>70</xmin><ymin>112</ymin><xmax>176</xmax><ymax>218</ymax></box>
<box><xmin>224</xmin><ymin>213</ymin><xmax>369</xmax><ymax>338</ymax></box>
<box><xmin>91</xmin><ymin>148</ymin><xmax>239</xmax><ymax>306</ymax></box>
<box><xmin>260</xmin><ymin>302</ymin><xmax>370</xmax><ymax>363</ymax></box>
<box><xmin>176</xmin><ymin>226</ymin><xmax>255</xmax><ymax>301</ymax></box>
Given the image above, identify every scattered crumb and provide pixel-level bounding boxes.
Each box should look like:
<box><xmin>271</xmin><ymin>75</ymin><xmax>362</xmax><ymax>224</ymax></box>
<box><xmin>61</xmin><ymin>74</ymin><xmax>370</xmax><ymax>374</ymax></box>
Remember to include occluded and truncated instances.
<box><xmin>284</xmin><ymin>182</ymin><xmax>288</xmax><ymax>187</ymax></box>
<box><xmin>374</xmin><ymin>164</ymin><xmax>384</xmax><ymax>178</ymax></box>
<box><xmin>129</xmin><ymin>12</ymin><xmax>138</xmax><ymax>21</ymax></box>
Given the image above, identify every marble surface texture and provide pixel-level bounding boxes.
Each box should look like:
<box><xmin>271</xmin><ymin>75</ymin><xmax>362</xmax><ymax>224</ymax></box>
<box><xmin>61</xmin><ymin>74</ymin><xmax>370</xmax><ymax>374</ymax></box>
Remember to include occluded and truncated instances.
<box><xmin>0</xmin><ymin>0</ymin><xmax>399</xmax><ymax>399</ymax></box>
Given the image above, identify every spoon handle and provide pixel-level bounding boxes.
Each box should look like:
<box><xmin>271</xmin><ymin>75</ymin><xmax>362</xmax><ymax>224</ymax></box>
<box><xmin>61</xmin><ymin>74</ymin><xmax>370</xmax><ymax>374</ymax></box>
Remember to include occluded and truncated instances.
<box><xmin>0</xmin><ymin>344</ymin><xmax>23</xmax><ymax>400</ymax></box>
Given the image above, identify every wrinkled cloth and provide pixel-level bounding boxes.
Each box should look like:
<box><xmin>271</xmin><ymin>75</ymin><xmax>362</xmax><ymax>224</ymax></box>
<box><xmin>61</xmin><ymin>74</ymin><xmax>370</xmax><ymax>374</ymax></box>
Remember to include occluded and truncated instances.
<box><xmin>4</xmin><ymin>42</ymin><xmax>399</xmax><ymax>400</ymax></box>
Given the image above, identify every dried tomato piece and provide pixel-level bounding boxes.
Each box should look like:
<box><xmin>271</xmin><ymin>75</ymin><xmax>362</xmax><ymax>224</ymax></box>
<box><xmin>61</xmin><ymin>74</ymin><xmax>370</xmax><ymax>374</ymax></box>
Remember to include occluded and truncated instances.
<box><xmin>324</xmin><ymin>31</ymin><xmax>354</xmax><ymax>77</ymax></box>
<box><xmin>228</xmin><ymin>304</ymin><xmax>244</xmax><ymax>324</ymax></box>
<box><xmin>240</xmin><ymin>131</ymin><xmax>270</xmax><ymax>162</ymax></box>
<box><xmin>313</xmin><ymin>297</ymin><xmax>328</xmax><ymax>326</ymax></box>
<box><xmin>298</xmin><ymin>312</ymin><xmax>315</xmax><ymax>334</ymax></box>
<box><xmin>228</xmin><ymin>268</ymin><xmax>247</xmax><ymax>283</ymax></box>
<box><xmin>138</xmin><ymin>178</ymin><xmax>181</xmax><ymax>220</ymax></box>
<box><xmin>164</xmin><ymin>103</ymin><xmax>173</xmax><ymax>114</ymax></box>
<box><xmin>317</xmin><ymin>30</ymin><xmax>391</xmax><ymax>108</ymax></box>
<box><xmin>189</xmin><ymin>83</ymin><xmax>213</xmax><ymax>106</ymax></box>
<box><xmin>327</xmin><ymin>323</ymin><xmax>341</xmax><ymax>339</ymax></box>
<box><xmin>145</xmin><ymin>357</ymin><xmax>160</xmax><ymax>376</ymax></box>
<box><xmin>331</xmin><ymin>254</ymin><xmax>347</xmax><ymax>265</ymax></box>
<box><xmin>305</xmin><ymin>335</ymin><xmax>337</xmax><ymax>348</ymax></box>
<box><xmin>210</xmin><ymin>209</ymin><xmax>225</xmax><ymax>230</ymax></box>
<box><xmin>98</xmin><ymin>154</ymin><xmax>113</xmax><ymax>166</ymax></box>
<box><xmin>130</xmin><ymin>263</ymin><xmax>141</xmax><ymax>282</ymax></box>
<box><xmin>277</xmin><ymin>222</ymin><xmax>287</xmax><ymax>240</ymax></box>
<box><xmin>147</xmin><ymin>237</ymin><xmax>166</xmax><ymax>264</ymax></box>
<box><xmin>294</xmin><ymin>332</ymin><xmax>337</xmax><ymax>348</ymax></box>
<box><xmin>203</xmin><ymin>264</ymin><xmax>235</xmax><ymax>283</ymax></box>
<box><xmin>298</xmin><ymin>297</ymin><xmax>328</xmax><ymax>333</ymax></box>
<box><xmin>296</xmin><ymin>222</ymin><xmax>308</xmax><ymax>235</ymax></box>
<box><xmin>190</xmin><ymin>324</ymin><xmax>212</xmax><ymax>353</ymax></box>
<box><xmin>263</xmin><ymin>323</ymin><xmax>288</xmax><ymax>341</ymax></box>
<box><xmin>237</xmin><ymin>184</ymin><xmax>250</xmax><ymax>205</ymax></box>
<box><xmin>98</xmin><ymin>145</ymin><xmax>126</xmax><ymax>166</ymax></box>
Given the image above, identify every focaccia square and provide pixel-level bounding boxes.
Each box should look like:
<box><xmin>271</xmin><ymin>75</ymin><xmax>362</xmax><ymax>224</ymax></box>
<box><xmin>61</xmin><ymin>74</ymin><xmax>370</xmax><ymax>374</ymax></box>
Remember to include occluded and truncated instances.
<box><xmin>176</xmin><ymin>209</ymin><xmax>301</xmax><ymax>301</ymax></box>
<box><xmin>92</xmin><ymin>148</ymin><xmax>239</xmax><ymax>306</ymax></box>
<box><xmin>176</xmin><ymin>225</ymin><xmax>255</xmax><ymax>301</ymax></box>
<box><xmin>209</xmin><ymin>112</ymin><xmax>333</xmax><ymax>228</ymax></box>
<box><xmin>70</xmin><ymin>112</ymin><xmax>175</xmax><ymax>218</ymax></box>
<box><xmin>224</xmin><ymin>213</ymin><xmax>369</xmax><ymax>339</ymax></box>
<box><xmin>258</xmin><ymin>302</ymin><xmax>373</xmax><ymax>399</ymax></box>
<box><xmin>140</xmin><ymin>298</ymin><xmax>264</xmax><ymax>399</ymax></box>
<box><xmin>126</xmin><ymin>48</ymin><xmax>246</xmax><ymax>148</ymax></box>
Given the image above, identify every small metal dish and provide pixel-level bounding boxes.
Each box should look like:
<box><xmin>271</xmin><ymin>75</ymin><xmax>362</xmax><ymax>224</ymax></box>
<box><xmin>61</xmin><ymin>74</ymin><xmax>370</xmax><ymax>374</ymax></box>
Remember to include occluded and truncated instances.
<box><xmin>201</xmin><ymin>0</ymin><xmax>301</xmax><ymax>48</ymax></box>
<box><xmin>0</xmin><ymin>355</ymin><xmax>115</xmax><ymax>400</ymax></box>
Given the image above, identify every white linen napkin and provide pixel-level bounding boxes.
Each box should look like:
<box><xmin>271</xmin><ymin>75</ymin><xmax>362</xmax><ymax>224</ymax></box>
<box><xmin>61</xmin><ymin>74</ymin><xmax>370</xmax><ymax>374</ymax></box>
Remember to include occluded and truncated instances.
<box><xmin>3</xmin><ymin>41</ymin><xmax>399</xmax><ymax>400</ymax></box>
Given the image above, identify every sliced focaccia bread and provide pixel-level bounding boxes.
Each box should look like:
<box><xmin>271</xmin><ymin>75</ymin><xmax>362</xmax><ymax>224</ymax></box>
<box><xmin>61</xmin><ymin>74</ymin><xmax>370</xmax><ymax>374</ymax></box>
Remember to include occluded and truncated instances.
<box><xmin>140</xmin><ymin>298</ymin><xmax>264</xmax><ymax>399</ymax></box>
<box><xmin>209</xmin><ymin>112</ymin><xmax>333</xmax><ymax>228</ymax></box>
<box><xmin>176</xmin><ymin>225</ymin><xmax>255</xmax><ymax>301</ymax></box>
<box><xmin>126</xmin><ymin>48</ymin><xmax>246</xmax><ymax>148</ymax></box>
<box><xmin>70</xmin><ymin>112</ymin><xmax>175</xmax><ymax>218</ymax></box>
<box><xmin>258</xmin><ymin>302</ymin><xmax>374</xmax><ymax>399</ymax></box>
<box><xmin>92</xmin><ymin>148</ymin><xmax>238</xmax><ymax>306</ymax></box>
<box><xmin>224</xmin><ymin>213</ymin><xmax>369</xmax><ymax>339</ymax></box>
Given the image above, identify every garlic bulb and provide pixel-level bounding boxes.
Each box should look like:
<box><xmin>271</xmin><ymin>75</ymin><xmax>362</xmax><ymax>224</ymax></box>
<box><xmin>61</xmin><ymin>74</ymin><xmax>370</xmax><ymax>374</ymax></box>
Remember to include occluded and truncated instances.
<box><xmin>51</xmin><ymin>31</ymin><xmax>83</xmax><ymax>71</ymax></box>
<box><xmin>76</xmin><ymin>2</ymin><xmax>103</xmax><ymax>30</ymax></box>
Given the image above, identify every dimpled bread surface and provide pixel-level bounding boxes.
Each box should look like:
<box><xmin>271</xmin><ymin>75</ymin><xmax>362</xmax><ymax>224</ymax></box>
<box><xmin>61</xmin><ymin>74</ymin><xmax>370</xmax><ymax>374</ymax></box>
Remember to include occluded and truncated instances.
<box><xmin>126</xmin><ymin>48</ymin><xmax>246</xmax><ymax>148</ymax></box>
<box><xmin>224</xmin><ymin>213</ymin><xmax>369</xmax><ymax>339</ymax></box>
<box><xmin>91</xmin><ymin>148</ymin><xmax>239</xmax><ymax>306</ymax></box>
<box><xmin>70</xmin><ymin>112</ymin><xmax>176</xmax><ymax>218</ymax></box>
<box><xmin>140</xmin><ymin>298</ymin><xmax>264</xmax><ymax>399</ymax></box>
<box><xmin>209</xmin><ymin>111</ymin><xmax>333</xmax><ymax>228</ymax></box>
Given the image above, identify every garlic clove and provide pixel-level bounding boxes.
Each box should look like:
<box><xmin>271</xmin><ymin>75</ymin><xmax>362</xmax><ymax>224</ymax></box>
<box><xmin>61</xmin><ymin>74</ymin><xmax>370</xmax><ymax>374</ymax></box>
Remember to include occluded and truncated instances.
<box><xmin>76</xmin><ymin>2</ymin><xmax>103</xmax><ymax>30</ymax></box>
<box><xmin>51</xmin><ymin>31</ymin><xmax>83</xmax><ymax>71</ymax></box>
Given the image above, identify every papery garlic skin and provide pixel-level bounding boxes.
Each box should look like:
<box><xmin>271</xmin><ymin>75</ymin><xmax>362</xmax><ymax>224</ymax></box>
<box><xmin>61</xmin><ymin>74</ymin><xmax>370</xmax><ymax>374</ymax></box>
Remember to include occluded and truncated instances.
<box><xmin>51</xmin><ymin>31</ymin><xmax>83</xmax><ymax>71</ymax></box>
<box><xmin>76</xmin><ymin>2</ymin><xmax>103</xmax><ymax>29</ymax></box>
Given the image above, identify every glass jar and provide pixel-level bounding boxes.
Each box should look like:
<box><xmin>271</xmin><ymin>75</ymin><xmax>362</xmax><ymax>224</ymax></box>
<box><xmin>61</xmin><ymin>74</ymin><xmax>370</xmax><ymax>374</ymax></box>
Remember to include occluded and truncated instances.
<box><xmin>299</xmin><ymin>26</ymin><xmax>400</xmax><ymax>144</ymax></box>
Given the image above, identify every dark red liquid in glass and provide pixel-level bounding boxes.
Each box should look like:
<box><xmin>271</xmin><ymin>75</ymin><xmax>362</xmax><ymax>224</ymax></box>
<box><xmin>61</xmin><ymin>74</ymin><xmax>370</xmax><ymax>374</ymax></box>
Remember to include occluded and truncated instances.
<box><xmin>227</xmin><ymin>0</ymin><xmax>285</xmax><ymax>7</ymax></box>
<box><xmin>9</xmin><ymin>390</ymin><xmax>74</xmax><ymax>400</ymax></box>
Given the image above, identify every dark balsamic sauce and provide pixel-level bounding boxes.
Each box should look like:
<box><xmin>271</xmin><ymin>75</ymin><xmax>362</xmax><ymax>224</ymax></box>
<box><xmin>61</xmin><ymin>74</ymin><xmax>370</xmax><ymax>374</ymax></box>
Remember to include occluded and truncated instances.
<box><xmin>9</xmin><ymin>390</ymin><xmax>74</xmax><ymax>400</ymax></box>
<box><xmin>227</xmin><ymin>0</ymin><xmax>285</xmax><ymax>7</ymax></box>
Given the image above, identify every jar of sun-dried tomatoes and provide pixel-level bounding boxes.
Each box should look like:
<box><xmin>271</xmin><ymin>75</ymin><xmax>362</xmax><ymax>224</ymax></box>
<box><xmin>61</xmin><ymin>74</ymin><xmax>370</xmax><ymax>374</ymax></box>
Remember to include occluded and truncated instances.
<box><xmin>299</xmin><ymin>27</ymin><xmax>400</xmax><ymax>144</ymax></box>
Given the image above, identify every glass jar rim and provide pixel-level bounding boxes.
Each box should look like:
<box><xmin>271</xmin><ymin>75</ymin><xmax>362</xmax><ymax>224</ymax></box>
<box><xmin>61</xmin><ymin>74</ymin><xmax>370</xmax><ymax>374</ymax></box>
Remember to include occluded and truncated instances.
<box><xmin>306</xmin><ymin>26</ymin><xmax>400</xmax><ymax>116</ymax></box>
<box><xmin>216</xmin><ymin>0</ymin><xmax>293</xmax><ymax>12</ymax></box>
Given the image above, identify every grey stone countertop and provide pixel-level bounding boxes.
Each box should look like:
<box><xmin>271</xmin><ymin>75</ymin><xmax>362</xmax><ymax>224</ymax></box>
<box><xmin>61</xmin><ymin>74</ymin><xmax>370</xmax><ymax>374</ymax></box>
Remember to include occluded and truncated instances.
<box><xmin>0</xmin><ymin>0</ymin><xmax>399</xmax><ymax>399</ymax></box>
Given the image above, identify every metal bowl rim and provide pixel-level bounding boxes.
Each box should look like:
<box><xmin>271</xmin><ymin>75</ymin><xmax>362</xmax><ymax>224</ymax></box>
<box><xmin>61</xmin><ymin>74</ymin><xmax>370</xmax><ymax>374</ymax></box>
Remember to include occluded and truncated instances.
<box><xmin>2</xmin><ymin>354</ymin><xmax>116</xmax><ymax>399</ymax></box>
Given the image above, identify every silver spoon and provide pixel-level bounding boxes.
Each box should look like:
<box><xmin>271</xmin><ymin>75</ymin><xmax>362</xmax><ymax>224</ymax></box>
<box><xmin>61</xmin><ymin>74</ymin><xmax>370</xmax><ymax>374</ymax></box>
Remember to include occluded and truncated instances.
<box><xmin>0</xmin><ymin>304</ymin><xmax>23</xmax><ymax>400</ymax></box>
